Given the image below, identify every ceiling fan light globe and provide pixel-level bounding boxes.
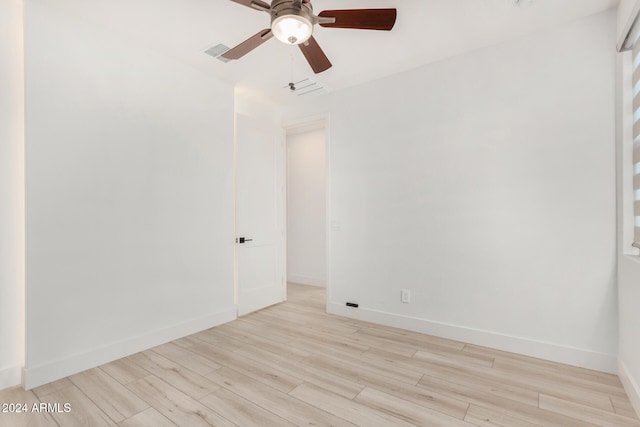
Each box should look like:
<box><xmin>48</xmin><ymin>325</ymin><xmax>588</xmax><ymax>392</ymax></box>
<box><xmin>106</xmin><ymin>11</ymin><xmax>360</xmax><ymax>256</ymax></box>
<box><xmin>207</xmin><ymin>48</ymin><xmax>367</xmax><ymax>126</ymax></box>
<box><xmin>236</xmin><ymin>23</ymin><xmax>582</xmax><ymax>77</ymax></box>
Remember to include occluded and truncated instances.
<box><xmin>272</xmin><ymin>15</ymin><xmax>313</xmax><ymax>45</ymax></box>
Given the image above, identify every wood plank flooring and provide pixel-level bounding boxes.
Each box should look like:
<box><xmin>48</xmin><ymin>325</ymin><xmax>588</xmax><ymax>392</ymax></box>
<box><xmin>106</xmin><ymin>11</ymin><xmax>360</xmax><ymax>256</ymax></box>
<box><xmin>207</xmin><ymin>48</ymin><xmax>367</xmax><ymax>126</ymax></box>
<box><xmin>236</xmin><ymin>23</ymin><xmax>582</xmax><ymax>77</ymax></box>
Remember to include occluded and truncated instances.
<box><xmin>1</xmin><ymin>283</ymin><xmax>638</xmax><ymax>426</ymax></box>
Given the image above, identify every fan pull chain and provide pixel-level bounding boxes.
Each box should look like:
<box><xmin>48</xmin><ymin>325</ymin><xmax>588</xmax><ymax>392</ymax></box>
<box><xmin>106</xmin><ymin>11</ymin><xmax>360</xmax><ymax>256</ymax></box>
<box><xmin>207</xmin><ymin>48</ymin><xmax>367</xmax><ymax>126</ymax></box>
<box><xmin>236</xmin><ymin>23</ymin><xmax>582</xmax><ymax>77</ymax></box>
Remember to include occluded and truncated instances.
<box><xmin>289</xmin><ymin>47</ymin><xmax>296</xmax><ymax>91</ymax></box>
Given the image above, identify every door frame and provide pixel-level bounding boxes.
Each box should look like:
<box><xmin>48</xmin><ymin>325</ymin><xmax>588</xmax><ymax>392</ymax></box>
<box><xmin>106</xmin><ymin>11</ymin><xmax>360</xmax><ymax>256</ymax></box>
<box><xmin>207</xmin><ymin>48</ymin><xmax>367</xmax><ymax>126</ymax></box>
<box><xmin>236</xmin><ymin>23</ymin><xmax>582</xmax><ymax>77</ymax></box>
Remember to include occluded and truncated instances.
<box><xmin>283</xmin><ymin>113</ymin><xmax>331</xmax><ymax>309</ymax></box>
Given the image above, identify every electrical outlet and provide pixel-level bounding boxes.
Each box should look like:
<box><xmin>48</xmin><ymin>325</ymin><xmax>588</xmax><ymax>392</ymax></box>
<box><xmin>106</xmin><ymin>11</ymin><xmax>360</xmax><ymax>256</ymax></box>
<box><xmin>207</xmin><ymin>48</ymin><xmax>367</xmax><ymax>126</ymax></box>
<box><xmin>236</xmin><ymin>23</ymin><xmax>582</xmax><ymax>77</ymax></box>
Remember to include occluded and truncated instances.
<box><xmin>401</xmin><ymin>289</ymin><xmax>410</xmax><ymax>303</ymax></box>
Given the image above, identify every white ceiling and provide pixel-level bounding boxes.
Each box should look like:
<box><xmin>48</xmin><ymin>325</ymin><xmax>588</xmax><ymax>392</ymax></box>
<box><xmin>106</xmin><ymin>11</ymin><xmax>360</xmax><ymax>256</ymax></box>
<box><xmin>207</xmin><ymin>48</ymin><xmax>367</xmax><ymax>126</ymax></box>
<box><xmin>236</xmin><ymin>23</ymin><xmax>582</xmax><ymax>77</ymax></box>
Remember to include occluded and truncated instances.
<box><xmin>51</xmin><ymin>0</ymin><xmax>619</xmax><ymax>104</ymax></box>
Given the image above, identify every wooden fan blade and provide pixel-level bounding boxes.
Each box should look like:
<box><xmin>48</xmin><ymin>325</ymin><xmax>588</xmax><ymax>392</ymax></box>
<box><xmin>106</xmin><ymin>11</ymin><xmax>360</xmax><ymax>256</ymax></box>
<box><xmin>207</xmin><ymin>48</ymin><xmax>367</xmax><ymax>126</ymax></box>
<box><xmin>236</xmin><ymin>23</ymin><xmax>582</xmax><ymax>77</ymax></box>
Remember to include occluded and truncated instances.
<box><xmin>298</xmin><ymin>36</ymin><xmax>332</xmax><ymax>74</ymax></box>
<box><xmin>229</xmin><ymin>0</ymin><xmax>271</xmax><ymax>12</ymax></box>
<box><xmin>221</xmin><ymin>29</ymin><xmax>273</xmax><ymax>60</ymax></box>
<box><xmin>318</xmin><ymin>9</ymin><xmax>397</xmax><ymax>31</ymax></box>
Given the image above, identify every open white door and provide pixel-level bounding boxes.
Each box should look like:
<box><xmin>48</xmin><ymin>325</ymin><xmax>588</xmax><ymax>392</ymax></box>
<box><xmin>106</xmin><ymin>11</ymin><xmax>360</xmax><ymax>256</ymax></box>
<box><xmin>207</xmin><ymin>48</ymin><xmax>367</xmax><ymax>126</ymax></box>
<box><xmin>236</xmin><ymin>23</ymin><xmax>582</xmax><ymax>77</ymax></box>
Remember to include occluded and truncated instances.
<box><xmin>235</xmin><ymin>114</ymin><xmax>285</xmax><ymax>316</ymax></box>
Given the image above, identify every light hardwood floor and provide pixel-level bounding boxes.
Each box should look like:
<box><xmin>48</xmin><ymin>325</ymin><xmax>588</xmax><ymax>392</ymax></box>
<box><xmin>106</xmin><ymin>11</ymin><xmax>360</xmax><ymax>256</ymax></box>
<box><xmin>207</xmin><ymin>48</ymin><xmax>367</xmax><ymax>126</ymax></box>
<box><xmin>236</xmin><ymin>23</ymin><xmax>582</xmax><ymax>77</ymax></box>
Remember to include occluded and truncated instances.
<box><xmin>1</xmin><ymin>283</ymin><xmax>638</xmax><ymax>426</ymax></box>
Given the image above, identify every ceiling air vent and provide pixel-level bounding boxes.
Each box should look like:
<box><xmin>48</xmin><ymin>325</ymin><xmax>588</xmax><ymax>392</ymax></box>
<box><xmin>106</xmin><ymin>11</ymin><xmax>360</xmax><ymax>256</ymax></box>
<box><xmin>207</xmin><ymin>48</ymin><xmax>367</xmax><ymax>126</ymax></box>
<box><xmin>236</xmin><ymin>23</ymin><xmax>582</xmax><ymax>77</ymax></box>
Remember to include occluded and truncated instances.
<box><xmin>284</xmin><ymin>78</ymin><xmax>328</xmax><ymax>97</ymax></box>
<box><xmin>204</xmin><ymin>43</ymin><xmax>231</xmax><ymax>63</ymax></box>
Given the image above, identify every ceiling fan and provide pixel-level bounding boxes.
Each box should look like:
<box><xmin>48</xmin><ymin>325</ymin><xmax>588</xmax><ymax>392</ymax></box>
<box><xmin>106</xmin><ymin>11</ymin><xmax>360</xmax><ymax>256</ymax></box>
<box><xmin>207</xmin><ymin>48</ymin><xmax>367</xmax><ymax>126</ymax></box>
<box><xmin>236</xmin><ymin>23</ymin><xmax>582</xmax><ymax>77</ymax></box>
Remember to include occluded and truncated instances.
<box><xmin>222</xmin><ymin>0</ymin><xmax>397</xmax><ymax>74</ymax></box>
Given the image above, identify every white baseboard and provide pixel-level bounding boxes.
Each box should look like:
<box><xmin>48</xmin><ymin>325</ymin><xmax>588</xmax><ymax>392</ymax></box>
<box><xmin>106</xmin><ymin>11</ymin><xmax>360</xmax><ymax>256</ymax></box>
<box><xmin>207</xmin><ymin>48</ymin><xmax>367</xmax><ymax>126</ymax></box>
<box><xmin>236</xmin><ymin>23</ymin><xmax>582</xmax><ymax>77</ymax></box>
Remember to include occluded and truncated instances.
<box><xmin>288</xmin><ymin>274</ymin><xmax>325</xmax><ymax>287</ymax></box>
<box><xmin>22</xmin><ymin>308</ymin><xmax>236</xmax><ymax>390</ymax></box>
<box><xmin>620</xmin><ymin>361</ymin><xmax>640</xmax><ymax>418</ymax></box>
<box><xmin>327</xmin><ymin>302</ymin><xmax>617</xmax><ymax>374</ymax></box>
<box><xmin>0</xmin><ymin>365</ymin><xmax>22</xmax><ymax>391</ymax></box>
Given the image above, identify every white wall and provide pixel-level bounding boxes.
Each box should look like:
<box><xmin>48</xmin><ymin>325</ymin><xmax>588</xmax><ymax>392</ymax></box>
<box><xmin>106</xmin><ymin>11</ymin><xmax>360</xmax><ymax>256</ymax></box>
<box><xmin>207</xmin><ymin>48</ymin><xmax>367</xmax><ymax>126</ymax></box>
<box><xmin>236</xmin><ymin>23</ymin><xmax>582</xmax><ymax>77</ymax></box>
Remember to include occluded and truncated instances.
<box><xmin>618</xmin><ymin>0</ymin><xmax>640</xmax><ymax>41</ymax></box>
<box><xmin>287</xmin><ymin>126</ymin><xmax>326</xmax><ymax>287</ymax></box>
<box><xmin>22</xmin><ymin>2</ymin><xmax>236</xmax><ymax>388</ymax></box>
<box><xmin>285</xmin><ymin>10</ymin><xmax>618</xmax><ymax>372</ymax></box>
<box><xmin>0</xmin><ymin>0</ymin><xmax>25</xmax><ymax>390</ymax></box>
<box><xmin>617</xmin><ymin>0</ymin><xmax>640</xmax><ymax>415</ymax></box>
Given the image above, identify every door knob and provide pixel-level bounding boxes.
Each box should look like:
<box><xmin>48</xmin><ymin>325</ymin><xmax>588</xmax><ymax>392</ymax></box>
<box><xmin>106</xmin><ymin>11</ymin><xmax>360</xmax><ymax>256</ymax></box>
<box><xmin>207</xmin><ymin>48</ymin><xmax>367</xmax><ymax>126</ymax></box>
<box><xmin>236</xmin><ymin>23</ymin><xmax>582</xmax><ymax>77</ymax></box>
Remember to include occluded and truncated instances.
<box><xmin>236</xmin><ymin>237</ymin><xmax>253</xmax><ymax>244</ymax></box>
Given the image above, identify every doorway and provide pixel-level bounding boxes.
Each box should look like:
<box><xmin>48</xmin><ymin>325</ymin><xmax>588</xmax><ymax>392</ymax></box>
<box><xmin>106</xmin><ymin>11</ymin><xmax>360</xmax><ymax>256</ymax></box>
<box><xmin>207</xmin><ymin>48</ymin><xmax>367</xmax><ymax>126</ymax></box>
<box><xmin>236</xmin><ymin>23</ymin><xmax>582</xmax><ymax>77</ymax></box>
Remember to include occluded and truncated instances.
<box><xmin>234</xmin><ymin>113</ymin><xmax>328</xmax><ymax>317</ymax></box>
<box><xmin>285</xmin><ymin>120</ymin><xmax>327</xmax><ymax>291</ymax></box>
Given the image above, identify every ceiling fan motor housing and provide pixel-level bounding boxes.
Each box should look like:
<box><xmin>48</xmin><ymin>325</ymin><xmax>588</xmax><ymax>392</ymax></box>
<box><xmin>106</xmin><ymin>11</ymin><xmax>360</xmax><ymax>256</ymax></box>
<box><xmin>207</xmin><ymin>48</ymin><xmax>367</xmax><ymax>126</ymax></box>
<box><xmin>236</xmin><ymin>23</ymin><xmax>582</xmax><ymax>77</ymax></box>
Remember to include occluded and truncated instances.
<box><xmin>270</xmin><ymin>0</ymin><xmax>315</xmax><ymax>44</ymax></box>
